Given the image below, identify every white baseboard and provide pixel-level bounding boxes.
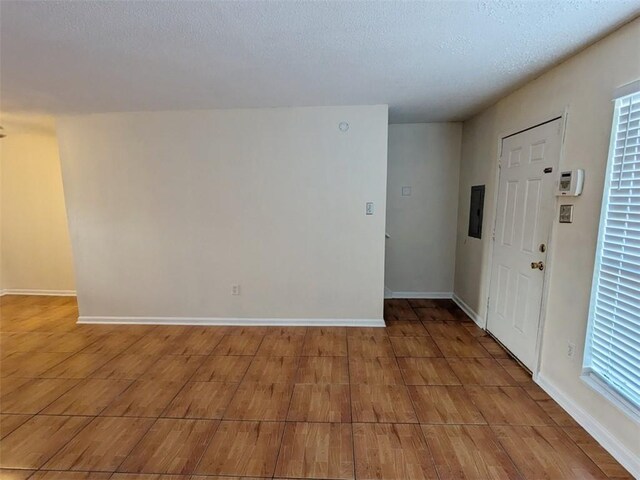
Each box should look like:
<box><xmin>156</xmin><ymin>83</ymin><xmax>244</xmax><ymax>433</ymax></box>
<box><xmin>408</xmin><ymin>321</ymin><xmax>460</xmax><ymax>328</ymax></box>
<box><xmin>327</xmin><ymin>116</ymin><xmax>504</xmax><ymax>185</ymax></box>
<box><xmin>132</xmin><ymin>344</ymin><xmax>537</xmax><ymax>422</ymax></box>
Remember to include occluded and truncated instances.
<box><xmin>535</xmin><ymin>373</ymin><xmax>640</xmax><ymax>478</ymax></box>
<box><xmin>452</xmin><ymin>293</ymin><xmax>484</xmax><ymax>327</ymax></box>
<box><xmin>78</xmin><ymin>316</ymin><xmax>385</xmax><ymax>327</ymax></box>
<box><xmin>389</xmin><ymin>291</ymin><xmax>452</xmax><ymax>299</ymax></box>
<box><xmin>0</xmin><ymin>289</ymin><xmax>77</xmax><ymax>297</ymax></box>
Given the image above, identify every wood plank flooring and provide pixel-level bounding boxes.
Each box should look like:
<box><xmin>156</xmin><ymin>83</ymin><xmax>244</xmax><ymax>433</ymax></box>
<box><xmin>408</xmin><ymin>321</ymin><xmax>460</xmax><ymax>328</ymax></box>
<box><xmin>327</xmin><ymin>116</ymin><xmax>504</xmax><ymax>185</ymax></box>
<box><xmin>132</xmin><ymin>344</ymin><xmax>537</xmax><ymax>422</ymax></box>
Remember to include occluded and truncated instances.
<box><xmin>0</xmin><ymin>295</ymin><xmax>632</xmax><ymax>479</ymax></box>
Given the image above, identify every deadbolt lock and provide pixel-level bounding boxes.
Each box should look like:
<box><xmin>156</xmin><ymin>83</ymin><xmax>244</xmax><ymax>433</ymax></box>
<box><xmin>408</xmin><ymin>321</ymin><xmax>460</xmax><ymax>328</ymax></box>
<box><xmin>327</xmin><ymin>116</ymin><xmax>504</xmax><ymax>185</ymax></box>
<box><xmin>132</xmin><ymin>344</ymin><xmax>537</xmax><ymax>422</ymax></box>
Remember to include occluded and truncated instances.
<box><xmin>531</xmin><ymin>261</ymin><xmax>544</xmax><ymax>271</ymax></box>
<box><xmin>539</xmin><ymin>244</ymin><xmax>546</xmax><ymax>252</ymax></box>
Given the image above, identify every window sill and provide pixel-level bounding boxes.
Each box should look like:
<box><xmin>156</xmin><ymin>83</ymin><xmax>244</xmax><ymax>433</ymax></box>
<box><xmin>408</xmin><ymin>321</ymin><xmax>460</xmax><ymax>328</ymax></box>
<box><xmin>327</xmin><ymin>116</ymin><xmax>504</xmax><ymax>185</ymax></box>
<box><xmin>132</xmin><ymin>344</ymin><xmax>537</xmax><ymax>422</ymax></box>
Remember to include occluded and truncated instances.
<box><xmin>580</xmin><ymin>372</ymin><xmax>640</xmax><ymax>424</ymax></box>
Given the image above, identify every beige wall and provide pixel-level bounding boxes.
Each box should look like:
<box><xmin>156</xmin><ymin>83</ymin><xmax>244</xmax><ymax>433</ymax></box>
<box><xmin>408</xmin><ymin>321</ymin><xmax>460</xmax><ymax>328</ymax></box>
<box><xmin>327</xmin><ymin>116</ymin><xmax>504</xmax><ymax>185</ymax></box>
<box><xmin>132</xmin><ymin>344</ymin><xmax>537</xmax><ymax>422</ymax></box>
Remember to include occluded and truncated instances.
<box><xmin>385</xmin><ymin>123</ymin><xmax>461</xmax><ymax>295</ymax></box>
<box><xmin>0</xmin><ymin>114</ymin><xmax>75</xmax><ymax>293</ymax></box>
<box><xmin>57</xmin><ymin>106</ymin><xmax>388</xmax><ymax>322</ymax></box>
<box><xmin>454</xmin><ymin>18</ymin><xmax>640</xmax><ymax>471</ymax></box>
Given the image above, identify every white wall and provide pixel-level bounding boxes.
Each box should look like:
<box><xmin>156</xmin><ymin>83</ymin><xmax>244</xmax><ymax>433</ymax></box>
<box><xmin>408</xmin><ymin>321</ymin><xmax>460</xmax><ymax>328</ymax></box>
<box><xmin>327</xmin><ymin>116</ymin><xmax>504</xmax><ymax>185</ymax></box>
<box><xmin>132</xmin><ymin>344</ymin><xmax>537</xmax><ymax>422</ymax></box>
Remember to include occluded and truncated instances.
<box><xmin>385</xmin><ymin>123</ymin><xmax>461</xmax><ymax>296</ymax></box>
<box><xmin>454</xmin><ymin>18</ymin><xmax>640</xmax><ymax>473</ymax></box>
<box><xmin>57</xmin><ymin>106</ymin><xmax>389</xmax><ymax>323</ymax></box>
<box><xmin>0</xmin><ymin>114</ymin><xmax>75</xmax><ymax>294</ymax></box>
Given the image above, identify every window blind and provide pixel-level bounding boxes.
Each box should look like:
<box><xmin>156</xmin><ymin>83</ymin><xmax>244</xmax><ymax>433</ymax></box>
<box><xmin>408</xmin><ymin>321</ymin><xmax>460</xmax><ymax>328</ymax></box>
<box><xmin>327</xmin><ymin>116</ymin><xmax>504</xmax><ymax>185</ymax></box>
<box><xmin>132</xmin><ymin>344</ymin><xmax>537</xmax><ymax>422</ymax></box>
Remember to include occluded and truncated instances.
<box><xmin>584</xmin><ymin>89</ymin><xmax>640</xmax><ymax>411</ymax></box>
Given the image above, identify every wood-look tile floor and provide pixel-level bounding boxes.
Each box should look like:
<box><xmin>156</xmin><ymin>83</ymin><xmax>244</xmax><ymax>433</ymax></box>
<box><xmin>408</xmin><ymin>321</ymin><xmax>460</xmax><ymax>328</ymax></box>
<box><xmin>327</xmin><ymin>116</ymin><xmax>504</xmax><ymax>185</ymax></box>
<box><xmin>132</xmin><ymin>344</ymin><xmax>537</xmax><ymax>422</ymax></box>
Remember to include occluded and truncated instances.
<box><xmin>0</xmin><ymin>296</ymin><xmax>633</xmax><ymax>480</ymax></box>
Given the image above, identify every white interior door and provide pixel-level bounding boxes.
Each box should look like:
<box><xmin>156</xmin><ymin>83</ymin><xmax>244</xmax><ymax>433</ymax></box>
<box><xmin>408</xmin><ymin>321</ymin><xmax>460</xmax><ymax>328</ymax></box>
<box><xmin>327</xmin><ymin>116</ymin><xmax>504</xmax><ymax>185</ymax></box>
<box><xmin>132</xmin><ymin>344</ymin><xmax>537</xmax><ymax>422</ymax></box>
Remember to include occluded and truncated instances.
<box><xmin>487</xmin><ymin>118</ymin><xmax>562</xmax><ymax>370</ymax></box>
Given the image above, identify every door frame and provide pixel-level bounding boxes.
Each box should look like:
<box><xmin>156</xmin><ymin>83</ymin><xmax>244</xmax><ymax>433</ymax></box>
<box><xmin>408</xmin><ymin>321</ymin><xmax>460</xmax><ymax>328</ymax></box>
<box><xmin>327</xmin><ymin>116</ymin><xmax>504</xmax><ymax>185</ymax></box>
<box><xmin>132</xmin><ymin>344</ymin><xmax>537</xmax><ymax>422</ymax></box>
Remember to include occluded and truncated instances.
<box><xmin>484</xmin><ymin>106</ymin><xmax>570</xmax><ymax>379</ymax></box>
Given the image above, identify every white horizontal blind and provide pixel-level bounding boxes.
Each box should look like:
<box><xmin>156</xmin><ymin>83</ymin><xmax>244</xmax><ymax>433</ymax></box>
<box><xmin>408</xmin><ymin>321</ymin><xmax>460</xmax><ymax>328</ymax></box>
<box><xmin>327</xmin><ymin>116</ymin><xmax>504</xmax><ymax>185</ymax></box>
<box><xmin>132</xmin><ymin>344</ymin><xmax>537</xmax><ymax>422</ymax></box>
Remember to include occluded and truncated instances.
<box><xmin>584</xmin><ymin>90</ymin><xmax>640</xmax><ymax>411</ymax></box>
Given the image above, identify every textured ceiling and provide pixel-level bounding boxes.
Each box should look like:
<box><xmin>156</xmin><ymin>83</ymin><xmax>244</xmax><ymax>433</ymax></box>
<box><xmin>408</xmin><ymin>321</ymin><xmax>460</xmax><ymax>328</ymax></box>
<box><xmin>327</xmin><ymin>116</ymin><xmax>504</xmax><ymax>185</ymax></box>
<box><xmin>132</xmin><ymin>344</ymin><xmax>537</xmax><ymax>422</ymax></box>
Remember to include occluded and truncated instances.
<box><xmin>1</xmin><ymin>1</ymin><xmax>638</xmax><ymax>123</ymax></box>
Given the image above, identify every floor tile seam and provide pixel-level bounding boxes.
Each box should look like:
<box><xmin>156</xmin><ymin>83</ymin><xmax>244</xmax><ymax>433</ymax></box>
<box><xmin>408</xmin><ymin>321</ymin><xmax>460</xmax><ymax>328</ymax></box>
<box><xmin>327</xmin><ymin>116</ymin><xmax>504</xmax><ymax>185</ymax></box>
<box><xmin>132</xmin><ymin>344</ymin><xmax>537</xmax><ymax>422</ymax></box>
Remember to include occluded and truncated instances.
<box><xmin>190</xmin><ymin>351</ymin><xmax>261</xmax><ymax>476</ymax></box>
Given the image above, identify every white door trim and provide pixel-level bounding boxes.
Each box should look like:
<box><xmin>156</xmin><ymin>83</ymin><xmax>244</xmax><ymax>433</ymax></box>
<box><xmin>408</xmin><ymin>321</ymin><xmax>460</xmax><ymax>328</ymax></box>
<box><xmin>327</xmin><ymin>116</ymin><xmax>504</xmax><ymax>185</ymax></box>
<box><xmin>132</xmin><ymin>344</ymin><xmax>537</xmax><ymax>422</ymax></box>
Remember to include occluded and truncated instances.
<box><xmin>484</xmin><ymin>107</ymin><xmax>569</xmax><ymax>376</ymax></box>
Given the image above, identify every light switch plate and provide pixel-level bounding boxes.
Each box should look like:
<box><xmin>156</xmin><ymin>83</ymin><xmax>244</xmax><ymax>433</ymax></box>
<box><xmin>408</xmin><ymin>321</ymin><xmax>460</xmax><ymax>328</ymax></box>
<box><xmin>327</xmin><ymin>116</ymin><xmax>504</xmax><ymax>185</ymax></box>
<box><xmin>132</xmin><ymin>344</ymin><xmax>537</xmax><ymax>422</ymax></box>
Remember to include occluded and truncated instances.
<box><xmin>559</xmin><ymin>204</ymin><xmax>574</xmax><ymax>223</ymax></box>
<box><xmin>366</xmin><ymin>202</ymin><xmax>374</xmax><ymax>215</ymax></box>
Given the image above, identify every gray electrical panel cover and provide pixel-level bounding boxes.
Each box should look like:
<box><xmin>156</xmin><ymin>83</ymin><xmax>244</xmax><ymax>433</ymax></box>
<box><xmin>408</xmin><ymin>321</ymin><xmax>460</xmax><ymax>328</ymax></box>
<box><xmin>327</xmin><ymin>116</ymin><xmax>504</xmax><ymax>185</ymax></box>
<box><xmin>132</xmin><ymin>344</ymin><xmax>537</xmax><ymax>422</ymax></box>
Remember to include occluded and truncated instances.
<box><xmin>469</xmin><ymin>185</ymin><xmax>485</xmax><ymax>239</ymax></box>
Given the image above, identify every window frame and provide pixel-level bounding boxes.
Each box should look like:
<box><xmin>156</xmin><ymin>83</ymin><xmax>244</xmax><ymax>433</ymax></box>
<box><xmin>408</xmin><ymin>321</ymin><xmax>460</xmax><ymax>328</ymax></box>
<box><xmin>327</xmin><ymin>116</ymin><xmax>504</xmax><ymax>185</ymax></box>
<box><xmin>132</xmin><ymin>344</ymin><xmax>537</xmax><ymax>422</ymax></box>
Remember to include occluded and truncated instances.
<box><xmin>581</xmin><ymin>82</ymin><xmax>640</xmax><ymax>423</ymax></box>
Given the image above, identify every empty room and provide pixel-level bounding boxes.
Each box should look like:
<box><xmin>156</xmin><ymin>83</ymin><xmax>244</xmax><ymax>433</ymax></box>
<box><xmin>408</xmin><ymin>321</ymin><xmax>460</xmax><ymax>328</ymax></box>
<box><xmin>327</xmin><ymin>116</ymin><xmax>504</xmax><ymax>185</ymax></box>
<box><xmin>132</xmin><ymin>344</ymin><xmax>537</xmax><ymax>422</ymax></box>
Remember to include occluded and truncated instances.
<box><xmin>0</xmin><ymin>1</ymin><xmax>639</xmax><ymax>479</ymax></box>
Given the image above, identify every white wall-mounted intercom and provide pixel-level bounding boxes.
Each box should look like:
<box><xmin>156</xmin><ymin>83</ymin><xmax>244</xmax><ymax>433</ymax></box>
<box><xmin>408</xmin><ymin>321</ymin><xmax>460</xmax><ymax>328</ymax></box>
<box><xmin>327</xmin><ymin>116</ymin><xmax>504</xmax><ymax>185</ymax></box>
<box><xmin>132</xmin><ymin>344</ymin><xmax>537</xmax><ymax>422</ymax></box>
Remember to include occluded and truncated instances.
<box><xmin>556</xmin><ymin>169</ymin><xmax>584</xmax><ymax>196</ymax></box>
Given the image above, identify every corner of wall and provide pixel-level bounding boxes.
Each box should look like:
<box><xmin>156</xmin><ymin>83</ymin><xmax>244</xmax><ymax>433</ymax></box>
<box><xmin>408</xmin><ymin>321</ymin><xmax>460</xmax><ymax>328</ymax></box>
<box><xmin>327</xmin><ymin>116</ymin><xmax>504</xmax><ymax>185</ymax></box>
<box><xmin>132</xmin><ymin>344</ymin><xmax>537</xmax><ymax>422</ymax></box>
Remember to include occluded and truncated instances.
<box><xmin>452</xmin><ymin>292</ymin><xmax>483</xmax><ymax>327</ymax></box>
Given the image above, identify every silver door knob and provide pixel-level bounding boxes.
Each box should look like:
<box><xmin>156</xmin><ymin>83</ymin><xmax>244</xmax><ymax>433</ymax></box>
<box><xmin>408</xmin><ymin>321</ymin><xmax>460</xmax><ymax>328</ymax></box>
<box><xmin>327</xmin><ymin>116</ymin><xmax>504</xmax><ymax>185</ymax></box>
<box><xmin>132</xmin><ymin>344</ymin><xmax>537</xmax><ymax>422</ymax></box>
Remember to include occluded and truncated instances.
<box><xmin>531</xmin><ymin>261</ymin><xmax>544</xmax><ymax>271</ymax></box>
